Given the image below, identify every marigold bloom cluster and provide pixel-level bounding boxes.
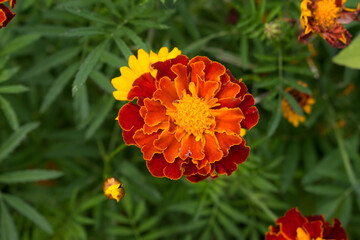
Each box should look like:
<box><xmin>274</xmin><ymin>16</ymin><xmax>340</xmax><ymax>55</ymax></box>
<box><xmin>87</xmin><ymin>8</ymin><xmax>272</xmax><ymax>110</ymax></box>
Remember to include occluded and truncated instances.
<box><xmin>112</xmin><ymin>48</ymin><xmax>259</xmax><ymax>183</ymax></box>
<box><xmin>299</xmin><ymin>0</ymin><xmax>360</xmax><ymax>48</ymax></box>
<box><xmin>266</xmin><ymin>207</ymin><xmax>348</xmax><ymax>240</ymax></box>
<box><xmin>282</xmin><ymin>82</ymin><xmax>315</xmax><ymax>127</ymax></box>
<box><xmin>0</xmin><ymin>0</ymin><xmax>16</xmax><ymax>29</ymax></box>
<box><xmin>103</xmin><ymin>177</ymin><xmax>126</xmax><ymax>202</ymax></box>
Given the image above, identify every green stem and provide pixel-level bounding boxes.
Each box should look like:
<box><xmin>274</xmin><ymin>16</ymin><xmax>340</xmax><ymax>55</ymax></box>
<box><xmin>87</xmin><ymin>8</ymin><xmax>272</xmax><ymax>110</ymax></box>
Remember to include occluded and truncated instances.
<box><xmin>103</xmin><ymin>143</ymin><xmax>127</xmax><ymax>179</ymax></box>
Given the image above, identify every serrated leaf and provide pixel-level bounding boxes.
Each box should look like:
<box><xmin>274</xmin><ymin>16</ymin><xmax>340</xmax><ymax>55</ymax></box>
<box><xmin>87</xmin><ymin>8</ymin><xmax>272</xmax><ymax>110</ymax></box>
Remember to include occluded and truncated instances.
<box><xmin>333</xmin><ymin>35</ymin><xmax>360</xmax><ymax>69</ymax></box>
<box><xmin>1</xmin><ymin>201</ymin><xmax>18</xmax><ymax>240</ymax></box>
<box><xmin>1</xmin><ymin>34</ymin><xmax>41</xmax><ymax>56</ymax></box>
<box><xmin>284</xmin><ymin>91</ymin><xmax>304</xmax><ymax>116</ymax></box>
<box><xmin>113</xmin><ymin>37</ymin><xmax>132</xmax><ymax>60</ymax></box>
<box><xmin>85</xmin><ymin>96</ymin><xmax>114</xmax><ymax>139</ymax></box>
<box><xmin>3</xmin><ymin>194</ymin><xmax>53</xmax><ymax>234</ymax></box>
<box><xmin>0</xmin><ymin>95</ymin><xmax>19</xmax><ymax>130</ymax></box>
<box><xmin>72</xmin><ymin>39</ymin><xmax>109</xmax><ymax>95</ymax></box>
<box><xmin>64</xmin><ymin>7</ymin><xmax>116</xmax><ymax>25</ymax></box>
<box><xmin>0</xmin><ymin>85</ymin><xmax>29</xmax><ymax>94</ymax></box>
<box><xmin>0</xmin><ymin>170</ymin><xmax>63</xmax><ymax>183</ymax></box>
<box><xmin>0</xmin><ymin>122</ymin><xmax>40</xmax><ymax>163</ymax></box>
<box><xmin>25</xmin><ymin>47</ymin><xmax>80</xmax><ymax>79</ymax></box>
<box><xmin>40</xmin><ymin>64</ymin><xmax>78</xmax><ymax>112</ymax></box>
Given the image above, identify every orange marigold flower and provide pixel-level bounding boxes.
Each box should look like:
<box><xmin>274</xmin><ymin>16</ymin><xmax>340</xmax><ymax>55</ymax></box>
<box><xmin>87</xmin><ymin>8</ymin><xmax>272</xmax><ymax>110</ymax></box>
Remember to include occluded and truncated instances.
<box><xmin>0</xmin><ymin>0</ymin><xmax>16</xmax><ymax>29</ymax></box>
<box><xmin>282</xmin><ymin>81</ymin><xmax>315</xmax><ymax>127</ymax></box>
<box><xmin>114</xmin><ymin>50</ymin><xmax>259</xmax><ymax>183</ymax></box>
<box><xmin>103</xmin><ymin>177</ymin><xmax>126</xmax><ymax>202</ymax></box>
<box><xmin>299</xmin><ymin>0</ymin><xmax>360</xmax><ymax>48</ymax></box>
<box><xmin>266</xmin><ymin>207</ymin><xmax>348</xmax><ymax>240</ymax></box>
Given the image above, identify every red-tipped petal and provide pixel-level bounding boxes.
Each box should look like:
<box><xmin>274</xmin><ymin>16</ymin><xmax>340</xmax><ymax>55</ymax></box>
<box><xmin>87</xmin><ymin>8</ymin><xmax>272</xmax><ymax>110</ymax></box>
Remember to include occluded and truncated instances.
<box><xmin>215</xmin><ymin>140</ymin><xmax>249</xmax><ymax>175</ymax></box>
<box><xmin>276</xmin><ymin>208</ymin><xmax>307</xmax><ymax>240</ymax></box>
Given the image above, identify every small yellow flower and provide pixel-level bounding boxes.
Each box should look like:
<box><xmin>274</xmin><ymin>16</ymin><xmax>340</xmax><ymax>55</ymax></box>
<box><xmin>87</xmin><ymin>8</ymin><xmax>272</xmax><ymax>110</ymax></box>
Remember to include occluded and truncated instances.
<box><xmin>282</xmin><ymin>81</ymin><xmax>315</xmax><ymax>127</ymax></box>
<box><xmin>111</xmin><ymin>47</ymin><xmax>181</xmax><ymax>101</ymax></box>
<box><xmin>103</xmin><ymin>177</ymin><xmax>125</xmax><ymax>202</ymax></box>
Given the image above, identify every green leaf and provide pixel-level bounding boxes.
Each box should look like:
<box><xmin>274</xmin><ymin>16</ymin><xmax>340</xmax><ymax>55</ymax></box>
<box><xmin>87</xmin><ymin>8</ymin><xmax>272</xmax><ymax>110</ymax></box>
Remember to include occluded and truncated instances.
<box><xmin>3</xmin><ymin>194</ymin><xmax>53</xmax><ymax>234</ymax></box>
<box><xmin>282</xmin><ymin>143</ymin><xmax>300</xmax><ymax>192</ymax></box>
<box><xmin>217</xmin><ymin>202</ymin><xmax>248</xmax><ymax>223</ymax></box>
<box><xmin>0</xmin><ymin>170</ymin><xmax>63</xmax><ymax>183</ymax></box>
<box><xmin>284</xmin><ymin>79</ymin><xmax>312</xmax><ymax>95</ymax></box>
<box><xmin>64</xmin><ymin>7</ymin><xmax>116</xmax><ymax>25</ymax></box>
<box><xmin>63</xmin><ymin>27</ymin><xmax>108</xmax><ymax>37</ymax></box>
<box><xmin>177</xmin><ymin>1</ymin><xmax>200</xmax><ymax>40</ymax></box>
<box><xmin>85</xmin><ymin>96</ymin><xmax>114</xmax><ymax>139</ymax></box>
<box><xmin>1</xmin><ymin>34</ymin><xmax>41</xmax><ymax>56</ymax></box>
<box><xmin>217</xmin><ymin>211</ymin><xmax>244</xmax><ymax>238</ymax></box>
<box><xmin>283</xmin><ymin>92</ymin><xmax>304</xmax><ymax>116</ymax></box>
<box><xmin>333</xmin><ymin>35</ymin><xmax>360</xmax><ymax>69</ymax></box>
<box><xmin>40</xmin><ymin>64</ymin><xmax>78</xmax><ymax>113</ymax></box>
<box><xmin>0</xmin><ymin>67</ymin><xmax>19</xmax><ymax>83</ymax></box>
<box><xmin>0</xmin><ymin>85</ymin><xmax>29</xmax><ymax>94</ymax></box>
<box><xmin>129</xmin><ymin>20</ymin><xmax>169</xmax><ymax>29</ymax></box>
<box><xmin>267</xmin><ymin>96</ymin><xmax>281</xmax><ymax>136</ymax></box>
<box><xmin>106</xmin><ymin>227</ymin><xmax>133</xmax><ymax>236</ymax></box>
<box><xmin>304</xmin><ymin>184</ymin><xmax>344</xmax><ymax>196</ymax></box>
<box><xmin>133</xmin><ymin>200</ymin><xmax>146</xmax><ymax>223</ymax></box>
<box><xmin>113</xmin><ymin>37</ymin><xmax>133</xmax><ymax>60</ymax></box>
<box><xmin>121</xmin><ymin>27</ymin><xmax>148</xmax><ymax>51</ymax></box>
<box><xmin>73</xmin><ymin>85</ymin><xmax>90</xmax><ymax>122</ymax></box>
<box><xmin>25</xmin><ymin>47</ymin><xmax>81</xmax><ymax>79</ymax></box>
<box><xmin>89</xmin><ymin>70</ymin><xmax>115</xmax><ymax>94</ymax></box>
<box><xmin>0</xmin><ymin>95</ymin><xmax>19</xmax><ymax>130</ymax></box>
<box><xmin>0</xmin><ymin>122</ymin><xmax>40</xmax><ymax>163</ymax></box>
<box><xmin>1</xmin><ymin>201</ymin><xmax>18</xmax><ymax>240</ymax></box>
<box><xmin>138</xmin><ymin>215</ymin><xmax>161</xmax><ymax>233</ymax></box>
<box><xmin>72</xmin><ymin>39</ymin><xmax>109</xmax><ymax>96</ymax></box>
<box><xmin>77</xmin><ymin>194</ymin><xmax>106</xmax><ymax>212</ymax></box>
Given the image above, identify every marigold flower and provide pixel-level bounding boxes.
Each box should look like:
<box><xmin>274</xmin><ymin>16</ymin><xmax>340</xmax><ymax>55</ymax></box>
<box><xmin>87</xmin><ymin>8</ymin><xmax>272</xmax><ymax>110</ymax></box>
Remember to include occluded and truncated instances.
<box><xmin>114</xmin><ymin>49</ymin><xmax>259</xmax><ymax>183</ymax></box>
<box><xmin>266</xmin><ymin>207</ymin><xmax>348</xmax><ymax>240</ymax></box>
<box><xmin>0</xmin><ymin>0</ymin><xmax>16</xmax><ymax>29</ymax></box>
<box><xmin>103</xmin><ymin>177</ymin><xmax>126</xmax><ymax>202</ymax></box>
<box><xmin>282</xmin><ymin>81</ymin><xmax>315</xmax><ymax>127</ymax></box>
<box><xmin>299</xmin><ymin>0</ymin><xmax>360</xmax><ymax>48</ymax></box>
<box><xmin>111</xmin><ymin>47</ymin><xmax>181</xmax><ymax>101</ymax></box>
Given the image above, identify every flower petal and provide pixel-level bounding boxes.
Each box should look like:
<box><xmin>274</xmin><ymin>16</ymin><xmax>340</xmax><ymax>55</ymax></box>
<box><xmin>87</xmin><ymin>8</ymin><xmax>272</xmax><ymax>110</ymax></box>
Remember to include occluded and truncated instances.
<box><xmin>154</xmin><ymin>130</ymin><xmax>181</xmax><ymax>163</ymax></box>
<box><xmin>212</xmin><ymin>108</ymin><xmax>244</xmax><ymax>135</ymax></box>
<box><xmin>152</xmin><ymin>55</ymin><xmax>189</xmax><ymax>82</ymax></box>
<box><xmin>203</xmin><ymin>133</ymin><xmax>223</xmax><ymax>163</ymax></box>
<box><xmin>179</xmin><ymin>134</ymin><xmax>204</xmax><ymax>160</ymax></box>
<box><xmin>276</xmin><ymin>207</ymin><xmax>307</xmax><ymax>240</ymax></box>
<box><xmin>303</xmin><ymin>221</ymin><xmax>323</xmax><ymax>239</ymax></box>
<box><xmin>127</xmin><ymin>72</ymin><xmax>156</xmax><ymax>105</ymax></box>
<box><xmin>143</xmin><ymin>98</ymin><xmax>169</xmax><ymax>126</ymax></box>
<box><xmin>214</xmin><ymin>140</ymin><xmax>249</xmax><ymax>176</ymax></box>
<box><xmin>0</xmin><ymin>4</ymin><xmax>15</xmax><ymax>28</ymax></box>
<box><xmin>118</xmin><ymin>103</ymin><xmax>144</xmax><ymax>145</ymax></box>
<box><xmin>163</xmin><ymin>158</ymin><xmax>183</xmax><ymax>180</ymax></box>
<box><xmin>323</xmin><ymin>218</ymin><xmax>348</xmax><ymax>240</ymax></box>
<box><xmin>146</xmin><ymin>154</ymin><xmax>167</xmax><ymax>178</ymax></box>
<box><xmin>171</xmin><ymin>63</ymin><xmax>189</xmax><ymax>98</ymax></box>
<box><xmin>215</xmin><ymin>132</ymin><xmax>242</xmax><ymax>157</ymax></box>
<box><xmin>186</xmin><ymin>173</ymin><xmax>210</xmax><ymax>183</ymax></box>
<box><xmin>133</xmin><ymin>130</ymin><xmax>161</xmax><ymax>160</ymax></box>
<box><xmin>154</xmin><ymin>76</ymin><xmax>178</xmax><ymax>110</ymax></box>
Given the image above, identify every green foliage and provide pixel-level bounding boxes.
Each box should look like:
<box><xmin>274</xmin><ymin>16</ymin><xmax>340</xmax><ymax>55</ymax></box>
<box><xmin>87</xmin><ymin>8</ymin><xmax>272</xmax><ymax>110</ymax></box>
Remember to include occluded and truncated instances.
<box><xmin>0</xmin><ymin>0</ymin><xmax>359</xmax><ymax>239</ymax></box>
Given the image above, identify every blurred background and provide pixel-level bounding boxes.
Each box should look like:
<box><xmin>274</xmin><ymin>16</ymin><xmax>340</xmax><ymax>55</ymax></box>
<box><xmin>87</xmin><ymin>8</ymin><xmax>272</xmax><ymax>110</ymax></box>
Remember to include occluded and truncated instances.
<box><xmin>0</xmin><ymin>0</ymin><xmax>359</xmax><ymax>239</ymax></box>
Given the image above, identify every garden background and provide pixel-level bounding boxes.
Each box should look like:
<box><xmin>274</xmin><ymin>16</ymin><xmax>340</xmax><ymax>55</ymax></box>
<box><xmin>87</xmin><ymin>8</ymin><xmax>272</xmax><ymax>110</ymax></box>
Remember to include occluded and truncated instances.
<box><xmin>0</xmin><ymin>0</ymin><xmax>360</xmax><ymax>239</ymax></box>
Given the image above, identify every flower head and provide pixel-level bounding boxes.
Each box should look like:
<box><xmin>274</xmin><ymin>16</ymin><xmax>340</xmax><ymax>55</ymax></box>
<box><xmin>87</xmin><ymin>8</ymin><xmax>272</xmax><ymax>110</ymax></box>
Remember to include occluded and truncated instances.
<box><xmin>103</xmin><ymin>177</ymin><xmax>126</xmax><ymax>202</ymax></box>
<box><xmin>299</xmin><ymin>0</ymin><xmax>360</xmax><ymax>48</ymax></box>
<box><xmin>111</xmin><ymin>47</ymin><xmax>181</xmax><ymax>101</ymax></box>
<box><xmin>282</xmin><ymin>81</ymin><xmax>315</xmax><ymax>127</ymax></box>
<box><xmin>114</xmin><ymin>49</ymin><xmax>259</xmax><ymax>183</ymax></box>
<box><xmin>266</xmin><ymin>207</ymin><xmax>348</xmax><ymax>240</ymax></box>
<box><xmin>0</xmin><ymin>0</ymin><xmax>16</xmax><ymax>29</ymax></box>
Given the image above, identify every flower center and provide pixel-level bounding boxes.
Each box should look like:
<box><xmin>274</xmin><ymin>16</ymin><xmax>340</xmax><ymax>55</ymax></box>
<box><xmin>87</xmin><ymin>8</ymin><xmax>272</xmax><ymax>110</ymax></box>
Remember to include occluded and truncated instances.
<box><xmin>313</xmin><ymin>0</ymin><xmax>340</xmax><ymax>29</ymax></box>
<box><xmin>171</xmin><ymin>91</ymin><xmax>214</xmax><ymax>141</ymax></box>
<box><xmin>296</xmin><ymin>227</ymin><xmax>323</xmax><ymax>240</ymax></box>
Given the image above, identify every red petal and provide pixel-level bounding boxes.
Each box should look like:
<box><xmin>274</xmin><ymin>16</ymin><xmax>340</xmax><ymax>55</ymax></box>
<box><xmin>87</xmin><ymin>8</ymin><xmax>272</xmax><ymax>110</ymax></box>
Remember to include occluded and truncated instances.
<box><xmin>118</xmin><ymin>103</ymin><xmax>144</xmax><ymax>145</ymax></box>
<box><xmin>186</xmin><ymin>173</ymin><xmax>210</xmax><ymax>183</ymax></box>
<box><xmin>215</xmin><ymin>132</ymin><xmax>242</xmax><ymax>157</ymax></box>
<box><xmin>179</xmin><ymin>134</ymin><xmax>204</xmax><ymax>160</ymax></box>
<box><xmin>146</xmin><ymin>154</ymin><xmax>167</xmax><ymax>178</ymax></box>
<box><xmin>183</xmin><ymin>159</ymin><xmax>198</xmax><ymax>176</ymax></box>
<box><xmin>171</xmin><ymin>63</ymin><xmax>189</xmax><ymax>98</ymax></box>
<box><xmin>205</xmin><ymin>61</ymin><xmax>226</xmax><ymax>82</ymax></box>
<box><xmin>0</xmin><ymin>5</ymin><xmax>15</xmax><ymax>28</ymax></box>
<box><xmin>143</xmin><ymin>98</ymin><xmax>168</xmax><ymax>126</ymax></box>
<box><xmin>242</xmin><ymin>106</ymin><xmax>259</xmax><ymax>130</ymax></box>
<box><xmin>323</xmin><ymin>218</ymin><xmax>348</xmax><ymax>240</ymax></box>
<box><xmin>276</xmin><ymin>208</ymin><xmax>307</xmax><ymax>240</ymax></box>
<box><xmin>154</xmin><ymin>76</ymin><xmax>178</xmax><ymax>110</ymax></box>
<box><xmin>189</xmin><ymin>60</ymin><xmax>205</xmax><ymax>83</ymax></box>
<box><xmin>265</xmin><ymin>232</ymin><xmax>288</xmax><ymax>240</ymax></box>
<box><xmin>217</xmin><ymin>98</ymin><xmax>241</xmax><ymax>108</ymax></box>
<box><xmin>127</xmin><ymin>72</ymin><xmax>156</xmax><ymax>106</ymax></box>
<box><xmin>303</xmin><ymin>221</ymin><xmax>323</xmax><ymax>239</ymax></box>
<box><xmin>154</xmin><ymin>130</ymin><xmax>181</xmax><ymax>163</ymax></box>
<box><xmin>215</xmin><ymin>140</ymin><xmax>249</xmax><ymax>175</ymax></box>
<box><xmin>133</xmin><ymin>130</ymin><xmax>161</xmax><ymax>160</ymax></box>
<box><xmin>213</xmin><ymin>108</ymin><xmax>244</xmax><ymax>135</ymax></box>
<box><xmin>203</xmin><ymin>133</ymin><xmax>223</xmax><ymax>163</ymax></box>
<box><xmin>152</xmin><ymin>55</ymin><xmax>189</xmax><ymax>82</ymax></box>
<box><xmin>163</xmin><ymin>158</ymin><xmax>183</xmax><ymax>180</ymax></box>
<box><xmin>215</xmin><ymin>80</ymin><xmax>240</xmax><ymax>99</ymax></box>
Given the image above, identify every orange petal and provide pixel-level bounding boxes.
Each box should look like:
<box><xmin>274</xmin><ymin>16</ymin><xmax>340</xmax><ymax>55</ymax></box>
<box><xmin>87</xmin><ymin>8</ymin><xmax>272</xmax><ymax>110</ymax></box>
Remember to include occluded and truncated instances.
<box><xmin>143</xmin><ymin>122</ymin><xmax>168</xmax><ymax>134</ymax></box>
<box><xmin>143</xmin><ymin>98</ymin><xmax>169</xmax><ymax>126</ymax></box>
<box><xmin>215</xmin><ymin>132</ymin><xmax>242</xmax><ymax>157</ymax></box>
<box><xmin>212</xmin><ymin>108</ymin><xmax>244</xmax><ymax>135</ymax></box>
<box><xmin>203</xmin><ymin>133</ymin><xmax>223</xmax><ymax>163</ymax></box>
<box><xmin>163</xmin><ymin>158</ymin><xmax>184</xmax><ymax>180</ymax></box>
<box><xmin>196</xmin><ymin>76</ymin><xmax>220</xmax><ymax>102</ymax></box>
<box><xmin>171</xmin><ymin>63</ymin><xmax>189</xmax><ymax>98</ymax></box>
<box><xmin>179</xmin><ymin>134</ymin><xmax>204</xmax><ymax>160</ymax></box>
<box><xmin>205</xmin><ymin>61</ymin><xmax>226</xmax><ymax>82</ymax></box>
<box><xmin>190</xmin><ymin>61</ymin><xmax>205</xmax><ymax>83</ymax></box>
<box><xmin>154</xmin><ymin>76</ymin><xmax>178</xmax><ymax>110</ymax></box>
<box><xmin>133</xmin><ymin>130</ymin><xmax>161</xmax><ymax>160</ymax></box>
<box><xmin>154</xmin><ymin>130</ymin><xmax>181</xmax><ymax>163</ymax></box>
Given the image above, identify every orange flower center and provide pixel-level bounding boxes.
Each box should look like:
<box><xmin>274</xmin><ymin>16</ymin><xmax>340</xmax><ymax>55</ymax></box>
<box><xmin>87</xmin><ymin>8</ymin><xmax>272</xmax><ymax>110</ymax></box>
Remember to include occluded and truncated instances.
<box><xmin>171</xmin><ymin>87</ymin><xmax>214</xmax><ymax>141</ymax></box>
<box><xmin>296</xmin><ymin>227</ymin><xmax>322</xmax><ymax>240</ymax></box>
<box><xmin>313</xmin><ymin>0</ymin><xmax>340</xmax><ymax>29</ymax></box>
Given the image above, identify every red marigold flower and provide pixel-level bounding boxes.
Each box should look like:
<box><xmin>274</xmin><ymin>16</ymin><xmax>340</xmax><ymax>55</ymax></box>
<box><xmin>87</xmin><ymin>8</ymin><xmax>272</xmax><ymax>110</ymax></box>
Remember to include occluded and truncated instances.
<box><xmin>266</xmin><ymin>207</ymin><xmax>348</xmax><ymax>240</ymax></box>
<box><xmin>114</xmin><ymin>49</ymin><xmax>259</xmax><ymax>183</ymax></box>
<box><xmin>0</xmin><ymin>0</ymin><xmax>16</xmax><ymax>29</ymax></box>
<box><xmin>299</xmin><ymin>0</ymin><xmax>360</xmax><ymax>48</ymax></box>
<box><xmin>103</xmin><ymin>177</ymin><xmax>126</xmax><ymax>202</ymax></box>
<box><xmin>282</xmin><ymin>81</ymin><xmax>315</xmax><ymax>127</ymax></box>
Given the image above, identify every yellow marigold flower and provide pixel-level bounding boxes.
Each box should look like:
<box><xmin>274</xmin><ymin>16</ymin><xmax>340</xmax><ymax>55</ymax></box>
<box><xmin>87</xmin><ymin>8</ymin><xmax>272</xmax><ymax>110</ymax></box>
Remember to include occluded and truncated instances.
<box><xmin>282</xmin><ymin>81</ymin><xmax>315</xmax><ymax>127</ymax></box>
<box><xmin>299</xmin><ymin>0</ymin><xmax>360</xmax><ymax>48</ymax></box>
<box><xmin>111</xmin><ymin>47</ymin><xmax>181</xmax><ymax>101</ymax></box>
<box><xmin>103</xmin><ymin>177</ymin><xmax>125</xmax><ymax>202</ymax></box>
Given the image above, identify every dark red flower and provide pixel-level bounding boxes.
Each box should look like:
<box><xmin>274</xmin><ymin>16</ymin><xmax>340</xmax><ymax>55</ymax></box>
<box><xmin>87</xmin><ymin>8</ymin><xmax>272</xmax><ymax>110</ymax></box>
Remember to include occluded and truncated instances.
<box><xmin>0</xmin><ymin>0</ymin><xmax>16</xmax><ymax>29</ymax></box>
